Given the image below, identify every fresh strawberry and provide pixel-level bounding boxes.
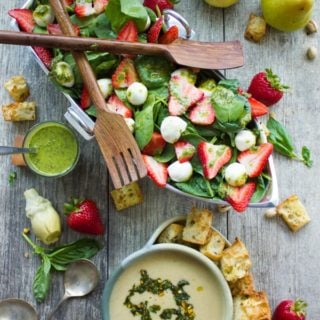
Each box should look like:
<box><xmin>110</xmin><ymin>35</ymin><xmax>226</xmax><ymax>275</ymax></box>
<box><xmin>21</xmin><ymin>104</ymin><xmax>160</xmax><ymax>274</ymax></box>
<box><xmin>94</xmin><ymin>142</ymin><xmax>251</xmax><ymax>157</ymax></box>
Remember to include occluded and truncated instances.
<box><xmin>143</xmin><ymin>0</ymin><xmax>179</xmax><ymax>13</ymax></box>
<box><xmin>247</xmin><ymin>69</ymin><xmax>289</xmax><ymax>106</ymax></box>
<box><xmin>249</xmin><ymin>96</ymin><xmax>269</xmax><ymax>117</ymax></box>
<box><xmin>107</xmin><ymin>94</ymin><xmax>133</xmax><ymax>118</ymax></box>
<box><xmin>117</xmin><ymin>20</ymin><xmax>138</xmax><ymax>42</ymax></box>
<box><xmin>273</xmin><ymin>299</ymin><xmax>307</xmax><ymax>320</ymax></box>
<box><xmin>159</xmin><ymin>25</ymin><xmax>179</xmax><ymax>44</ymax></box>
<box><xmin>142</xmin><ymin>155</ymin><xmax>168</xmax><ymax>187</ymax></box>
<box><xmin>142</xmin><ymin>132</ymin><xmax>166</xmax><ymax>156</ymax></box>
<box><xmin>197</xmin><ymin>142</ymin><xmax>232</xmax><ymax>179</ymax></box>
<box><xmin>47</xmin><ymin>23</ymin><xmax>80</xmax><ymax>36</ymax></box>
<box><xmin>169</xmin><ymin>75</ymin><xmax>204</xmax><ymax>115</ymax></box>
<box><xmin>111</xmin><ymin>58</ymin><xmax>139</xmax><ymax>89</ymax></box>
<box><xmin>147</xmin><ymin>17</ymin><xmax>164</xmax><ymax>43</ymax></box>
<box><xmin>94</xmin><ymin>0</ymin><xmax>109</xmax><ymax>14</ymax></box>
<box><xmin>63</xmin><ymin>0</ymin><xmax>75</xmax><ymax>5</ymax></box>
<box><xmin>74</xmin><ymin>1</ymin><xmax>95</xmax><ymax>17</ymax></box>
<box><xmin>80</xmin><ymin>86</ymin><xmax>91</xmax><ymax>109</ymax></box>
<box><xmin>8</xmin><ymin>9</ymin><xmax>35</xmax><ymax>33</ymax></box>
<box><xmin>175</xmin><ymin>141</ymin><xmax>196</xmax><ymax>163</ymax></box>
<box><xmin>189</xmin><ymin>97</ymin><xmax>215</xmax><ymax>125</ymax></box>
<box><xmin>64</xmin><ymin>198</ymin><xmax>105</xmax><ymax>235</ymax></box>
<box><xmin>237</xmin><ymin>143</ymin><xmax>273</xmax><ymax>178</ymax></box>
<box><xmin>33</xmin><ymin>47</ymin><xmax>53</xmax><ymax>69</ymax></box>
<box><xmin>225</xmin><ymin>182</ymin><xmax>256</xmax><ymax>212</ymax></box>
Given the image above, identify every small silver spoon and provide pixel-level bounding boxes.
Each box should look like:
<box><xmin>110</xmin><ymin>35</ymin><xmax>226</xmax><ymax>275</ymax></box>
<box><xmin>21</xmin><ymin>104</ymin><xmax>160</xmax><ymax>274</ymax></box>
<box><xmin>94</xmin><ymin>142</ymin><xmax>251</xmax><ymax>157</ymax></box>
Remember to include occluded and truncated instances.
<box><xmin>0</xmin><ymin>298</ymin><xmax>38</xmax><ymax>320</ymax></box>
<box><xmin>47</xmin><ymin>259</ymin><xmax>100</xmax><ymax>320</ymax></box>
<box><xmin>0</xmin><ymin>146</ymin><xmax>37</xmax><ymax>155</ymax></box>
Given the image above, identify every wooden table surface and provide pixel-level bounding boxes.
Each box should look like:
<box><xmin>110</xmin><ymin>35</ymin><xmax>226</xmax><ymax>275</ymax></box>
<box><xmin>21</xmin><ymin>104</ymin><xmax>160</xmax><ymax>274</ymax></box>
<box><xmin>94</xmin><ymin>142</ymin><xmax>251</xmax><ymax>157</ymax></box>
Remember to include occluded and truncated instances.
<box><xmin>0</xmin><ymin>1</ymin><xmax>319</xmax><ymax>319</ymax></box>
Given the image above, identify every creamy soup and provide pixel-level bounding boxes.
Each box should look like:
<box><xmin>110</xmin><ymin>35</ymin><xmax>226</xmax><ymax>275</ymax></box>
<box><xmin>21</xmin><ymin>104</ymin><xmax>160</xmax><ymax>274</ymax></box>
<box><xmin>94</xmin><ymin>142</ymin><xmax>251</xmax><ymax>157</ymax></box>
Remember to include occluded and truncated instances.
<box><xmin>109</xmin><ymin>249</ymin><xmax>225</xmax><ymax>320</ymax></box>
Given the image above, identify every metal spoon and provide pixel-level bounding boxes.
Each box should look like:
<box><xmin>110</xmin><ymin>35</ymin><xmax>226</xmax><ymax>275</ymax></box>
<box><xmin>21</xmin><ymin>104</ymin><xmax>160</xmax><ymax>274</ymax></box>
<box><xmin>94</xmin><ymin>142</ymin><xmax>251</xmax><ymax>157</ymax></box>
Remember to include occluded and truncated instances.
<box><xmin>0</xmin><ymin>298</ymin><xmax>38</xmax><ymax>320</ymax></box>
<box><xmin>0</xmin><ymin>146</ymin><xmax>37</xmax><ymax>155</ymax></box>
<box><xmin>47</xmin><ymin>259</ymin><xmax>100</xmax><ymax>320</ymax></box>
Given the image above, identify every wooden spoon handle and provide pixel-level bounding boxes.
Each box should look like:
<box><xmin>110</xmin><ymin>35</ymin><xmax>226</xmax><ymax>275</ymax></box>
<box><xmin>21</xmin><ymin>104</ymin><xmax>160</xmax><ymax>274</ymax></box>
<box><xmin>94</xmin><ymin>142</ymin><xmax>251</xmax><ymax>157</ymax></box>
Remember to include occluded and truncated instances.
<box><xmin>49</xmin><ymin>0</ymin><xmax>107</xmax><ymax>112</ymax></box>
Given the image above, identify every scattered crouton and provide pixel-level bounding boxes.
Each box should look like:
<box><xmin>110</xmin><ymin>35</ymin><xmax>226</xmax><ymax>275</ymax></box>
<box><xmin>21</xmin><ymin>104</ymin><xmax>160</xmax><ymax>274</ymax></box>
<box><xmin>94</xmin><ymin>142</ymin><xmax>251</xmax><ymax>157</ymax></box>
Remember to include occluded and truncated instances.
<box><xmin>200</xmin><ymin>229</ymin><xmax>226</xmax><ymax>261</ymax></box>
<box><xmin>244</xmin><ymin>13</ymin><xmax>267</xmax><ymax>43</ymax></box>
<box><xmin>157</xmin><ymin>223</ymin><xmax>184</xmax><ymax>244</ymax></box>
<box><xmin>4</xmin><ymin>75</ymin><xmax>30</xmax><ymax>102</ymax></box>
<box><xmin>277</xmin><ymin>195</ymin><xmax>310</xmax><ymax>232</ymax></box>
<box><xmin>229</xmin><ymin>273</ymin><xmax>255</xmax><ymax>297</ymax></box>
<box><xmin>2</xmin><ymin>101</ymin><xmax>36</xmax><ymax>121</ymax></box>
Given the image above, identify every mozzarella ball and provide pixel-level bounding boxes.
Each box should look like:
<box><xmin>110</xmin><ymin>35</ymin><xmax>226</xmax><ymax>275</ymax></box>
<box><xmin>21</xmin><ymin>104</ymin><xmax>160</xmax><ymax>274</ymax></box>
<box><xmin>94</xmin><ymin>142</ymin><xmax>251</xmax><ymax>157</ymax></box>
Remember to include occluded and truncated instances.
<box><xmin>97</xmin><ymin>78</ymin><xmax>113</xmax><ymax>99</ymax></box>
<box><xmin>168</xmin><ymin>161</ymin><xmax>193</xmax><ymax>182</ymax></box>
<box><xmin>126</xmin><ymin>82</ymin><xmax>148</xmax><ymax>106</ymax></box>
<box><xmin>125</xmin><ymin>118</ymin><xmax>135</xmax><ymax>133</ymax></box>
<box><xmin>160</xmin><ymin>116</ymin><xmax>187</xmax><ymax>143</ymax></box>
<box><xmin>33</xmin><ymin>5</ymin><xmax>54</xmax><ymax>27</ymax></box>
<box><xmin>235</xmin><ymin>130</ymin><xmax>256</xmax><ymax>151</ymax></box>
<box><xmin>224</xmin><ymin>162</ymin><xmax>247</xmax><ymax>187</ymax></box>
<box><xmin>52</xmin><ymin>62</ymin><xmax>75</xmax><ymax>88</ymax></box>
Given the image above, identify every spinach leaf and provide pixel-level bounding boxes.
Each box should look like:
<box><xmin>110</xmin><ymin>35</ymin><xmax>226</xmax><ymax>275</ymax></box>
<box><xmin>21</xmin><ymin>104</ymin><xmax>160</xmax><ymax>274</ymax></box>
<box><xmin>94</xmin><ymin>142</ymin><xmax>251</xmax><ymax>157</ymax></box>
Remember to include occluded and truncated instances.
<box><xmin>33</xmin><ymin>256</ymin><xmax>51</xmax><ymax>302</ymax></box>
<box><xmin>174</xmin><ymin>175</ymin><xmax>213</xmax><ymax>198</ymax></box>
<box><xmin>250</xmin><ymin>175</ymin><xmax>270</xmax><ymax>203</ymax></box>
<box><xmin>85</xmin><ymin>105</ymin><xmax>97</xmax><ymax>118</ymax></box>
<box><xmin>154</xmin><ymin>144</ymin><xmax>175</xmax><ymax>163</ymax></box>
<box><xmin>301</xmin><ymin>146</ymin><xmax>313</xmax><ymax>168</ymax></box>
<box><xmin>218</xmin><ymin>79</ymin><xmax>240</xmax><ymax>93</ymax></box>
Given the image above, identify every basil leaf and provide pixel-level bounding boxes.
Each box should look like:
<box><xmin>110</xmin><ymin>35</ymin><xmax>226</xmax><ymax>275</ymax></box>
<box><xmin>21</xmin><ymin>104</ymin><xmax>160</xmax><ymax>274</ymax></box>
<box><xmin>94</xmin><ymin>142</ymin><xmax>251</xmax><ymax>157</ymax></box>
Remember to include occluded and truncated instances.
<box><xmin>33</xmin><ymin>256</ymin><xmax>51</xmax><ymax>302</ymax></box>
<box><xmin>301</xmin><ymin>146</ymin><xmax>313</xmax><ymax>168</ymax></box>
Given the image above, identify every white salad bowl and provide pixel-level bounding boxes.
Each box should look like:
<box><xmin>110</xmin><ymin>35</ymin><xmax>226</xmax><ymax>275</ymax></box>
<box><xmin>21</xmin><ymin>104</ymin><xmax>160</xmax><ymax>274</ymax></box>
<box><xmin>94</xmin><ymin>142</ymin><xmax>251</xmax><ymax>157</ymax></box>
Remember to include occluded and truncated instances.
<box><xmin>13</xmin><ymin>1</ymin><xmax>278</xmax><ymax>209</ymax></box>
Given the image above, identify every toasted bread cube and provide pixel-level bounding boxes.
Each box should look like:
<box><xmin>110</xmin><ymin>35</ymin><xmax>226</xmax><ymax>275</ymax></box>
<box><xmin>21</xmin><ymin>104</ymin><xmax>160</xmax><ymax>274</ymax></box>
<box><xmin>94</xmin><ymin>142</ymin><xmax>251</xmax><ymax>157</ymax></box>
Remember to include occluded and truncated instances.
<box><xmin>182</xmin><ymin>208</ymin><xmax>213</xmax><ymax>245</ymax></box>
<box><xmin>4</xmin><ymin>75</ymin><xmax>30</xmax><ymax>102</ymax></box>
<box><xmin>229</xmin><ymin>273</ymin><xmax>255</xmax><ymax>297</ymax></box>
<box><xmin>2</xmin><ymin>101</ymin><xmax>36</xmax><ymax>121</ymax></box>
<box><xmin>277</xmin><ymin>195</ymin><xmax>310</xmax><ymax>232</ymax></box>
<box><xmin>110</xmin><ymin>182</ymin><xmax>143</xmax><ymax>211</ymax></box>
<box><xmin>200</xmin><ymin>229</ymin><xmax>226</xmax><ymax>261</ymax></box>
<box><xmin>244</xmin><ymin>13</ymin><xmax>267</xmax><ymax>43</ymax></box>
<box><xmin>157</xmin><ymin>223</ymin><xmax>184</xmax><ymax>244</ymax></box>
<box><xmin>233</xmin><ymin>291</ymin><xmax>271</xmax><ymax>320</ymax></box>
<box><xmin>220</xmin><ymin>238</ymin><xmax>252</xmax><ymax>282</ymax></box>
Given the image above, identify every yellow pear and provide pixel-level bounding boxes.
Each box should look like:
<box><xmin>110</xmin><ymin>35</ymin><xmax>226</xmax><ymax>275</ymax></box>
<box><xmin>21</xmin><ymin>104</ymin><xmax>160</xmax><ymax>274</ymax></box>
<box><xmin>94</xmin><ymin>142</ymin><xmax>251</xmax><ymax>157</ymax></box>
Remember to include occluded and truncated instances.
<box><xmin>261</xmin><ymin>0</ymin><xmax>314</xmax><ymax>32</ymax></box>
<box><xmin>204</xmin><ymin>0</ymin><xmax>239</xmax><ymax>8</ymax></box>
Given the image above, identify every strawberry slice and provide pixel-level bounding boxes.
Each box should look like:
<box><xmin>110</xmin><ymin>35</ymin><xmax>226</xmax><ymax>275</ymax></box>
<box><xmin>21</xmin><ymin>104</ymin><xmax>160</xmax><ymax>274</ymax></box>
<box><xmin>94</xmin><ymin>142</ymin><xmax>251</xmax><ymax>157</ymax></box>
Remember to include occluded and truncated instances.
<box><xmin>189</xmin><ymin>97</ymin><xmax>215</xmax><ymax>125</ymax></box>
<box><xmin>237</xmin><ymin>143</ymin><xmax>273</xmax><ymax>178</ymax></box>
<box><xmin>142</xmin><ymin>155</ymin><xmax>168</xmax><ymax>187</ymax></box>
<box><xmin>94</xmin><ymin>0</ymin><xmax>109</xmax><ymax>14</ymax></box>
<box><xmin>175</xmin><ymin>141</ymin><xmax>196</xmax><ymax>163</ymax></box>
<box><xmin>226</xmin><ymin>182</ymin><xmax>256</xmax><ymax>213</ymax></box>
<box><xmin>147</xmin><ymin>17</ymin><xmax>164</xmax><ymax>43</ymax></box>
<box><xmin>112</xmin><ymin>58</ymin><xmax>139</xmax><ymax>89</ymax></box>
<box><xmin>63</xmin><ymin>0</ymin><xmax>75</xmax><ymax>5</ymax></box>
<box><xmin>47</xmin><ymin>23</ymin><xmax>80</xmax><ymax>36</ymax></box>
<box><xmin>169</xmin><ymin>75</ymin><xmax>204</xmax><ymax>115</ymax></box>
<box><xmin>159</xmin><ymin>25</ymin><xmax>179</xmax><ymax>44</ymax></box>
<box><xmin>75</xmin><ymin>2</ymin><xmax>95</xmax><ymax>17</ymax></box>
<box><xmin>80</xmin><ymin>86</ymin><xmax>91</xmax><ymax>109</ymax></box>
<box><xmin>8</xmin><ymin>9</ymin><xmax>35</xmax><ymax>33</ymax></box>
<box><xmin>249</xmin><ymin>97</ymin><xmax>269</xmax><ymax>117</ymax></box>
<box><xmin>142</xmin><ymin>132</ymin><xmax>166</xmax><ymax>156</ymax></box>
<box><xmin>198</xmin><ymin>142</ymin><xmax>232</xmax><ymax>179</ymax></box>
<box><xmin>33</xmin><ymin>47</ymin><xmax>53</xmax><ymax>69</ymax></box>
<box><xmin>117</xmin><ymin>20</ymin><xmax>138</xmax><ymax>42</ymax></box>
<box><xmin>107</xmin><ymin>94</ymin><xmax>133</xmax><ymax>118</ymax></box>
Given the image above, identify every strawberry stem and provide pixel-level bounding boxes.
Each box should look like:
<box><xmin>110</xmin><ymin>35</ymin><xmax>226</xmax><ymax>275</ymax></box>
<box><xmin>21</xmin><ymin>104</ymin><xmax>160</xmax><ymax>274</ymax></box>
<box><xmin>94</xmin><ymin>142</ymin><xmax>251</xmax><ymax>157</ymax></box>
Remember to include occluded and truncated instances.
<box><xmin>265</xmin><ymin>68</ymin><xmax>289</xmax><ymax>92</ymax></box>
<box><xmin>291</xmin><ymin>299</ymin><xmax>308</xmax><ymax>317</ymax></box>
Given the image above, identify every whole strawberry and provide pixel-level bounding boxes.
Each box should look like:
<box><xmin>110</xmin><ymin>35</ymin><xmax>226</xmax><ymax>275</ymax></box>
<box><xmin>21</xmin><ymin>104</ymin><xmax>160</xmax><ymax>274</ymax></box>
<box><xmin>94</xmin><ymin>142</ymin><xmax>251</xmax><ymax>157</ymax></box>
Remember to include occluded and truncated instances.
<box><xmin>64</xmin><ymin>198</ymin><xmax>105</xmax><ymax>235</ymax></box>
<box><xmin>272</xmin><ymin>299</ymin><xmax>307</xmax><ymax>320</ymax></box>
<box><xmin>143</xmin><ymin>0</ymin><xmax>180</xmax><ymax>13</ymax></box>
<box><xmin>247</xmin><ymin>68</ymin><xmax>289</xmax><ymax>106</ymax></box>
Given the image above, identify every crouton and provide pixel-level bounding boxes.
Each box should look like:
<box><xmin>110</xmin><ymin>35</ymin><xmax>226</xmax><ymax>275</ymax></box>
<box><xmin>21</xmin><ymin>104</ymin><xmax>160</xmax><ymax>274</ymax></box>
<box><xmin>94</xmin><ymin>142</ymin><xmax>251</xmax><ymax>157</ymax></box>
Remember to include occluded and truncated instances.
<box><xmin>4</xmin><ymin>75</ymin><xmax>30</xmax><ymax>102</ymax></box>
<box><xmin>244</xmin><ymin>13</ymin><xmax>267</xmax><ymax>43</ymax></box>
<box><xmin>157</xmin><ymin>223</ymin><xmax>184</xmax><ymax>244</ymax></box>
<box><xmin>229</xmin><ymin>273</ymin><xmax>255</xmax><ymax>297</ymax></box>
<box><xmin>200</xmin><ymin>229</ymin><xmax>226</xmax><ymax>261</ymax></box>
<box><xmin>2</xmin><ymin>101</ymin><xmax>36</xmax><ymax>121</ymax></box>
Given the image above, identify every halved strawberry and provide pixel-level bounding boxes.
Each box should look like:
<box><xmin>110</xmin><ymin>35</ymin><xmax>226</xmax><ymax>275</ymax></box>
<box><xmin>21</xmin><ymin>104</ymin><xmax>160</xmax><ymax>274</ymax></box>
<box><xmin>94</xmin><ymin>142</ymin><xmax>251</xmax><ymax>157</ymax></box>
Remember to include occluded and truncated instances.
<box><xmin>8</xmin><ymin>9</ymin><xmax>35</xmax><ymax>33</ymax></box>
<box><xmin>226</xmin><ymin>182</ymin><xmax>256</xmax><ymax>213</ymax></box>
<box><xmin>142</xmin><ymin>155</ymin><xmax>168</xmax><ymax>187</ymax></box>
<box><xmin>175</xmin><ymin>141</ymin><xmax>196</xmax><ymax>163</ymax></box>
<box><xmin>142</xmin><ymin>132</ymin><xmax>166</xmax><ymax>156</ymax></box>
<box><xmin>111</xmin><ymin>58</ymin><xmax>139</xmax><ymax>89</ymax></box>
<box><xmin>33</xmin><ymin>47</ymin><xmax>53</xmax><ymax>69</ymax></box>
<box><xmin>63</xmin><ymin>0</ymin><xmax>75</xmax><ymax>5</ymax></box>
<box><xmin>169</xmin><ymin>75</ymin><xmax>204</xmax><ymax>115</ymax></box>
<box><xmin>75</xmin><ymin>2</ymin><xmax>95</xmax><ymax>17</ymax></box>
<box><xmin>47</xmin><ymin>24</ymin><xmax>80</xmax><ymax>36</ymax></box>
<box><xmin>107</xmin><ymin>94</ymin><xmax>132</xmax><ymax>118</ymax></box>
<box><xmin>198</xmin><ymin>142</ymin><xmax>232</xmax><ymax>179</ymax></box>
<box><xmin>159</xmin><ymin>25</ymin><xmax>179</xmax><ymax>44</ymax></box>
<box><xmin>189</xmin><ymin>97</ymin><xmax>215</xmax><ymax>125</ymax></box>
<box><xmin>237</xmin><ymin>143</ymin><xmax>273</xmax><ymax>178</ymax></box>
<box><xmin>249</xmin><ymin>97</ymin><xmax>269</xmax><ymax>118</ymax></box>
<box><xmin>117</xmin><ymin>20</ymin><xmax>138</xmax><ymax>42</ymax></box>
<box><xmin>94</xmin><ymin>0</ymin><xmax>109</xmax><ymax>14</ymax></box>
<box><xmin>147</xmin><ymin>17</ymin><xmax>164</xmax><ymax>43</ymax></box>
<box><xmin>143</xmin><ymin>0</ymin><xmax>178</xmax><ymax>13</ymax></box>
<box><xmin>80</xmin><ymin>86</ymin><xmax>91</xmax><ymax>109</ymax></box>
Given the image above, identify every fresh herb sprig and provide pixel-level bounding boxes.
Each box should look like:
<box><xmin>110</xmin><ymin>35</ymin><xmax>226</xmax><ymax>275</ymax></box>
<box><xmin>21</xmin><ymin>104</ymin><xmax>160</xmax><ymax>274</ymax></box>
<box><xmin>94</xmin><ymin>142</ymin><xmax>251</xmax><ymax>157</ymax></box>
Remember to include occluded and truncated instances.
<box><xmin>22</xmin><ymin>234</ymin><xmax>101</xmax><ymax>302</ymax></box>
<box><xmin>267</xmin><ymin>117</ymin><xmax>313</xmax><ymax>168</ymax></box>
<box><xmin>8</xmin><ymin>171</ymin><xmax>17</xmax><ymax>186</ymax></box>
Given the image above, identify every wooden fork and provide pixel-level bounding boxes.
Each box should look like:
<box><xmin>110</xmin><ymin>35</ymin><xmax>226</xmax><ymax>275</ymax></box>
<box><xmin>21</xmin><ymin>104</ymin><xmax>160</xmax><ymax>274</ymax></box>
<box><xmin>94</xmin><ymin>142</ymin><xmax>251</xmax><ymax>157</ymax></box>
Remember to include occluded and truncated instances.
<box><xmin>49</xmin><ymin>0</ymin><xmax>147</xmax><ymax>189</ymax></box>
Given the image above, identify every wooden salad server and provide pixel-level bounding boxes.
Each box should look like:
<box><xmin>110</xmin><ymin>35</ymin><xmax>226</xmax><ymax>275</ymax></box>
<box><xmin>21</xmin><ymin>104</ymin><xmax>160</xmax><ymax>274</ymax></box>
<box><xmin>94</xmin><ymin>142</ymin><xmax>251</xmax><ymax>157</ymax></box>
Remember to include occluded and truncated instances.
<box><xmin>48</xmin><ymin>0</ymin><xmax>147</xmax><ymax>189</ymax></box>
<box><xmin>0</xmin><ymin>30</ymin><xmax>244</xmax><ymax>70</ymax></box>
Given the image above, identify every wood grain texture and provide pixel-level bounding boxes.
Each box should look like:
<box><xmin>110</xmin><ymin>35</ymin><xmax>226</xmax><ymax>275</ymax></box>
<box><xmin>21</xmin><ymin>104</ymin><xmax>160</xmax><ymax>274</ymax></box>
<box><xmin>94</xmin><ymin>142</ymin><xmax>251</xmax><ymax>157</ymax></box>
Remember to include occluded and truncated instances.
<box><xmin>0</xmin><ymin>0</ymin><xmax>319</xmax><ymax>319</ymax></box>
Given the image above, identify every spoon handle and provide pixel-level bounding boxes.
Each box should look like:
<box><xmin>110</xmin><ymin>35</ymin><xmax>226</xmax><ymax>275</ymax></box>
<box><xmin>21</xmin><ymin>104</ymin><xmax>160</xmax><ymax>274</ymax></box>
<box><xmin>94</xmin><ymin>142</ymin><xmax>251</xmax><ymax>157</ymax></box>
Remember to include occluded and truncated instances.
<box><xmin>46</xmin><ymin>294</ymin><xmax>70</xmax><ymax>320</ymax></box>
<box><xmin>0</xmin><ymin>146</ymin><xmax>36</xmax><ymax>155</ymax></box>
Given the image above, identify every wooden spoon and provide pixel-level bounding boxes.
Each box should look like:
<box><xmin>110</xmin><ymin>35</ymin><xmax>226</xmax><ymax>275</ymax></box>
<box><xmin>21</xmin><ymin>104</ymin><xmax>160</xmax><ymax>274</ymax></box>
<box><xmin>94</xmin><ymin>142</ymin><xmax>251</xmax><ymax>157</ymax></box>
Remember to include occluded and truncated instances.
<box><xmin>0</xmin><ymin>30</ymin><xmax>244</xmax><ymax>70</ymax></box>
<box><xmin>48</xmin><ymin>0</ymin><xmax>146</xmax><ymax>189</ymax></box>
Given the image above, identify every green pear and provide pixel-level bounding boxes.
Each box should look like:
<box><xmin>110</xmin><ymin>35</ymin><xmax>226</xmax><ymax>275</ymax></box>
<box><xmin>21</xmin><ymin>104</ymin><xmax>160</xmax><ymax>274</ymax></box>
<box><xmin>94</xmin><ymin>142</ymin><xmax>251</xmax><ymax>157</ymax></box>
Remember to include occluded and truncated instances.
<box><xmin>261</xmin><ymin>0</ymin><xmax>314</xmax><ymax>32</ymax></box>
<box><xmin>204</xmin><ymin>0</ymin><xmax>239</xmax><ymax>8</ymax></box>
